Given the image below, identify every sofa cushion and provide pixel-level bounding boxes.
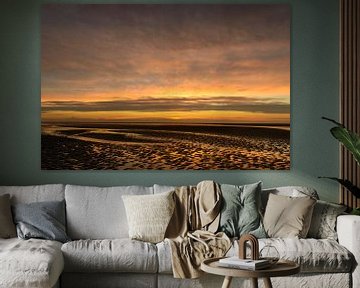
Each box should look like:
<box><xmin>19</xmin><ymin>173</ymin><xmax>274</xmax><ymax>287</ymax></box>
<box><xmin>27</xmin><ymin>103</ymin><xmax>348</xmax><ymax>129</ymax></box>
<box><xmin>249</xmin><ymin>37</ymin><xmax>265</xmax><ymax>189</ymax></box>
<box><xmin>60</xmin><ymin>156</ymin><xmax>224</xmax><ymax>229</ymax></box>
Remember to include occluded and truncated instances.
<box><xmin>218</xmin><ymin>182</ymin><xmax>266</xmax><ymax>238</ymax></box>
<box><xmin>153</xmin><ymin>184</ymin><xmax>176</xmax><ymax>194</ymax></box>
<box><xmin>0</xmin><ymin>238</ymin><xmax>64</xmax><ymax>288</ymax></box>
<box><xmin>263</xmin><ymin>194</ymin><xmax>316</xmax><ymax>238</ymax></box>
<box><xmin>122</xmin><ymin>191</ymin><xmax>175</xmax><ymax>243</ymax></box>
<box><xmin>65</xmin><ymin>185</ymin><xmax>153</xmax><ymax>239</ymax></box>
<box><xmin>12</xmin><ymin>200</ymin><xmax>70</xmax><ymax>243</ymax></box>
<box><xmin>307</xmin><ymin>200</ymin><xmax>347</xmax><ymax>240</ymax></box>
<box><xmin>0</xmin><ymin>184</ymin><xmax>65</xmax><ymax>204</ymax></box>
<box><xmin>157</xmin><ymin>238</ymin><xmax>353</xmax><ymax>274</ymax></box>
<box><xmin>61</xmin><ymin>239</ymin><xmax>158</xmax><ymax>273</ymax></box>
<box><xmin>157</xmin><ymin>240</ymin><xmax>173</xmax><ymax>274</ymax></box>
<box><xmin>260</xmin><ymin>238</ymin><xmax>353</xmax><ymax>273</ymax></box>
<box><xmin>0</xmin><ymin>194</ymin><xmax>16</xmax><ymax>238</ymax></box>
<box><xmin>235</xmin><ymin>238</ymin><xmax>353</xmax><ymax>273</ymax></box>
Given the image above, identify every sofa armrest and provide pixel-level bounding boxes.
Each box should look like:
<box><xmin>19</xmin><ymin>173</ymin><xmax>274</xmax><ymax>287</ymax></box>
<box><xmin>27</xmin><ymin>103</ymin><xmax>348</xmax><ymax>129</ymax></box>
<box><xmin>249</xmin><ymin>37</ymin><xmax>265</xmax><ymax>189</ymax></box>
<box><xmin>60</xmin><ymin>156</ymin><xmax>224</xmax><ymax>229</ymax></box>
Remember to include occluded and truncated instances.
<box><xmin>337</xmin><ymin>215</ymin><xmax>360</xmax><ymax>288</ymax></box>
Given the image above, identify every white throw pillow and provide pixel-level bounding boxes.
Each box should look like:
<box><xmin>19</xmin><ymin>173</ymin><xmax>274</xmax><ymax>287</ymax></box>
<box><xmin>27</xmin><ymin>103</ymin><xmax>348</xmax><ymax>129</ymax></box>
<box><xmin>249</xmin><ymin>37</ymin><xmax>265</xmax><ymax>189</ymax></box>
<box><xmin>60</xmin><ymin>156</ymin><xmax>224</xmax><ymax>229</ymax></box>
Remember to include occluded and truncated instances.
<box><xmin>122</xmin><ymin>191</ymin><xmax>175</xmax><ymax>243</ymax></box>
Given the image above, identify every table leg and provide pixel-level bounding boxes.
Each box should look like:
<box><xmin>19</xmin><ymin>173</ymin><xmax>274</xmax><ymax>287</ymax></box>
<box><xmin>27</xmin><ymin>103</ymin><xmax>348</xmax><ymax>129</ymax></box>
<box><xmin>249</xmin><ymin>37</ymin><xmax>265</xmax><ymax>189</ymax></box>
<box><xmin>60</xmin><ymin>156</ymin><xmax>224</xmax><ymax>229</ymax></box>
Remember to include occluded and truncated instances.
<box><xmin>263</xmin><ymin>277</ymin><xmax>273</xmax><ymax>288</ymax></box>
<box><xmin>221</xmin><ymin>276</ymin><xmax>233</xmax><ymax>288</ymax></box>
<box><xmin>251</xmin><ymin>278</ymin><xmax>258</xmax><ymax>288</ymax></box>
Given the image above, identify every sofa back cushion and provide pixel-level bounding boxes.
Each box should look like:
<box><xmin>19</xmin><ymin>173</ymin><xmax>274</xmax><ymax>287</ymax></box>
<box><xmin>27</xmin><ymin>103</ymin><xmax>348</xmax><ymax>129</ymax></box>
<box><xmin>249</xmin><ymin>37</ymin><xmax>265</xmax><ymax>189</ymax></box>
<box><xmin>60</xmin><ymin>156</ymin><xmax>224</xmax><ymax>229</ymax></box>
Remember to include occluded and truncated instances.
<box><xmin>0</xmin><ymin>184</ymin><xmax>65</xmax><ymax>204</ymax></box>
<box><xmin>65</xmin><ymin>185</ymin><xmax>153</xmax><ymax>239</ymax></box>
<box><xmin>153</xmin><ymin>184</ymin><xmax>177</xmax><ymax>194</ymax></box>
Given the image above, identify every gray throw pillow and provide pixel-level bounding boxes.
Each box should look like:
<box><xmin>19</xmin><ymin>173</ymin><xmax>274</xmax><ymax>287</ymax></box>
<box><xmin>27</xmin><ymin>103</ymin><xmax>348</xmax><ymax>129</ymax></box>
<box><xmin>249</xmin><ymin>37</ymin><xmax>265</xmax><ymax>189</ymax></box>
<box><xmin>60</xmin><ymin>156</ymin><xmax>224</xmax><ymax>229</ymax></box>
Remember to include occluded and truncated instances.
<box><xmin>0</xmin><ymin>194</ymin><xmax>16</xmax><ymax>238</ymax></box>
<box><xmin>218</xmin><ymin>182</ymin><xmax>266</xmax><ymax>238</ymax></box>
<box><xmin>307</xmin><ymin>200</ymin><xmax>347</xmax><ymax>240</ymax></box>
<box><xmin>12</xmin><ymin>200</ymin><xmax>70</xmax><ymax>243</ymax></box>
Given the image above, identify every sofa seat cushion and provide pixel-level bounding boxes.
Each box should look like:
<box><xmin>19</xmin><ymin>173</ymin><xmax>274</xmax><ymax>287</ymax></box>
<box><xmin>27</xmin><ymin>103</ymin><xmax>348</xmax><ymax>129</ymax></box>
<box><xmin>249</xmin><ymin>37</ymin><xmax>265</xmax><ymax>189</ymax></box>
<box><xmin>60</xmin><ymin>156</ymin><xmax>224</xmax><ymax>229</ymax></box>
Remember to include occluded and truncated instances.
<box><xmin>61</xmin><ymin>239</ymin><xmax>158</xmax><ymax>273</ymax></box>
<box><xmin>230</xmin><ymin>238</ymin><xmax>353</xmax><ymax>273</ymax></box>
<box><xmin>0</xmin><ymin>238</ymin><xmax>64</xmax><ymax>288</ymax></box>
<box><xmin>157</xmin><ymin>238</ymin><xmax>353</xmax><ymax>274</ymax></box>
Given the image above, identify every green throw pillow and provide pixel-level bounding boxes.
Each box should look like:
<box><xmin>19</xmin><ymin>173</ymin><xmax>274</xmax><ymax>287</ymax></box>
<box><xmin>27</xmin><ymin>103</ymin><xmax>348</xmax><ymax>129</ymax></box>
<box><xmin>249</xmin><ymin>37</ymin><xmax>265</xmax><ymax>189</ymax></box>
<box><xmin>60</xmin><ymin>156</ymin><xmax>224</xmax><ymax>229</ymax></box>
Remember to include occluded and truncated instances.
<box><xmin>218</xmin><ymin>182</ymin><xmax>266</xmax><ymax>238</ymax></box>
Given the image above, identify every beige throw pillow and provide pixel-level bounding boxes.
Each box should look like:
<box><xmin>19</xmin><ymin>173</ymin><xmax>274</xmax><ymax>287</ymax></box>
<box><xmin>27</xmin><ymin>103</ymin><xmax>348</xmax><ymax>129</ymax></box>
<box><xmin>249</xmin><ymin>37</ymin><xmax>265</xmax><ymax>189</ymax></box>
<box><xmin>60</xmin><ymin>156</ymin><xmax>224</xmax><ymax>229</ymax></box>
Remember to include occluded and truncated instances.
<box><xmin>122</xmin><ymin>191</ymin><xmax>175</xmax><ymax>243</ymax></box>
<box><xmin>0</xmin><ymin>194</ymin><xmax>16</xmax><ymax>238</ymax></box>
<box><xmin>263</xmin><ymin>193</ymin><xmax>316</xmax><ymax>238</ymax></box>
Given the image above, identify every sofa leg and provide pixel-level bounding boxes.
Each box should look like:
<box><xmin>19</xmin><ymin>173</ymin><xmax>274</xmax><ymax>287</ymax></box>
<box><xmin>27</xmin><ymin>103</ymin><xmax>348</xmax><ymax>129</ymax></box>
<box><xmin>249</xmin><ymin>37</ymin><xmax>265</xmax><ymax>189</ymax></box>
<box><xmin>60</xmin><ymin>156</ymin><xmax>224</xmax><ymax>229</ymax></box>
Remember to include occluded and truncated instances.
<box><xmin>251</xmin><ymin>278</ymin><xmax>258</xmax><ymax>288</ymax></box>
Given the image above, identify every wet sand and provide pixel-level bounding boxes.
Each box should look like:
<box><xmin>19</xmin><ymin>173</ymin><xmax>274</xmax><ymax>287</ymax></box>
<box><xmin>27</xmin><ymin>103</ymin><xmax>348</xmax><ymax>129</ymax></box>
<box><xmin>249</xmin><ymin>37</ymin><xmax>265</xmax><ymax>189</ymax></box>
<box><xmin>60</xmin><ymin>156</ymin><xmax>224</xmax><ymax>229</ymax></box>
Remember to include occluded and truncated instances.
<box><xmin>41</xmin><ymin>123</ymin><xmax>290</xmax><ymax>170</ymax></box>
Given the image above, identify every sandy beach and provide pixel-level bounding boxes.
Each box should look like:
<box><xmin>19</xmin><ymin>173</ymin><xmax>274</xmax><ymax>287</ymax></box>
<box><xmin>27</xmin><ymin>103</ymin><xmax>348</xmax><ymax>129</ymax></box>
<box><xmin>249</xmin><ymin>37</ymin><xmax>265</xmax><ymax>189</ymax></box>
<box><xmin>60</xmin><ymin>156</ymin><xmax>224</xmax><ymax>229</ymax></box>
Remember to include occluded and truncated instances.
<box><xmin>41</xmin><ymin>123</ymin><xmax>290</xmax><ymax>170</ymax></box>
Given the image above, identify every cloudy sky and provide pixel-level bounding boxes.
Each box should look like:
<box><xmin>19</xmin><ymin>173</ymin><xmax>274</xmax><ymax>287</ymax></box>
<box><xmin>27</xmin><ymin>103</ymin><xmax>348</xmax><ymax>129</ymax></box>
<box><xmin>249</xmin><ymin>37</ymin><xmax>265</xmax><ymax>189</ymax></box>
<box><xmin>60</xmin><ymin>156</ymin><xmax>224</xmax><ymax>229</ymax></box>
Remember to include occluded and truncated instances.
<box><xmin>41</xmin><ymin>4</ymin><xmax>290</xmax><ymax>124</ymax></box>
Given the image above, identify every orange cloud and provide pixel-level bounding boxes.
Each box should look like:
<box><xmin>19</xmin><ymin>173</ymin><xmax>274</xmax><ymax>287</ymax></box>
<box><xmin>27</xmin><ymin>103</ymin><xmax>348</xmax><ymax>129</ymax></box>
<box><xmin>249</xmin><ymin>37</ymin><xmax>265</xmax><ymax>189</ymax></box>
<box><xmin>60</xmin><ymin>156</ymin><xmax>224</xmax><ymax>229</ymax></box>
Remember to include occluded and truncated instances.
<box><xmin>42</xmin><ymin>4</ymin><xmax>290</xmax><ymax>124</ymax></box>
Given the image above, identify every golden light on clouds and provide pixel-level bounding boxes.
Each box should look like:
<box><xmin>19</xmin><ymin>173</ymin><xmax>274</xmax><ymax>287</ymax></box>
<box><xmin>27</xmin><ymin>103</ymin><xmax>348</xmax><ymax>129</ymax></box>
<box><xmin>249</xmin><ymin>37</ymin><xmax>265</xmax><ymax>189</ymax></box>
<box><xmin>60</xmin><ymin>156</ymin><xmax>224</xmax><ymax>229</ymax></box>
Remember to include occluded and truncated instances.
<box><xmin>42</xmin><ymin>110</ymin><xmax>290</xmax><ymax>124</ymax></box>
<box><xmin>41</xmin><ymin>4</ymin><xmax>290</xmax><ymax>124</ymax></box>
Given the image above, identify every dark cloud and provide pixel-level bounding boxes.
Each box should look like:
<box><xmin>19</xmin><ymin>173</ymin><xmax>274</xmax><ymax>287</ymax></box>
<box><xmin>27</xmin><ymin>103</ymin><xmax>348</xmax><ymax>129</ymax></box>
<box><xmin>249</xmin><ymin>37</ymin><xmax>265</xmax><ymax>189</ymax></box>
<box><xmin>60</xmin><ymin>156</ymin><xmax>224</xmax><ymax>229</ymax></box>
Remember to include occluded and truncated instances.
<box><xmin>42</xmin><ymin>96</ymin><xmax>289</xmax><ymax>114</ymax></box>
<box><xmin>41</xmin><ymin>4</ymin><xmax>290</xmax><ymax>96</ymax></box>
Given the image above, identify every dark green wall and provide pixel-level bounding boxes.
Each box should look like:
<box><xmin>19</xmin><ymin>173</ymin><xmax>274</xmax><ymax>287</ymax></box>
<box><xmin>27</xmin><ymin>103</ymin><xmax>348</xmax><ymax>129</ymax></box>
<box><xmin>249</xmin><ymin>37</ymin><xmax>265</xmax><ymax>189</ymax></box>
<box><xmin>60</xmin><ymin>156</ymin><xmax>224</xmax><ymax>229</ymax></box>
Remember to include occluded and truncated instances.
<box><xmin>0</xmin><ymin>0</ymin><xmax>340</xmax><ymax>202</ymax></box>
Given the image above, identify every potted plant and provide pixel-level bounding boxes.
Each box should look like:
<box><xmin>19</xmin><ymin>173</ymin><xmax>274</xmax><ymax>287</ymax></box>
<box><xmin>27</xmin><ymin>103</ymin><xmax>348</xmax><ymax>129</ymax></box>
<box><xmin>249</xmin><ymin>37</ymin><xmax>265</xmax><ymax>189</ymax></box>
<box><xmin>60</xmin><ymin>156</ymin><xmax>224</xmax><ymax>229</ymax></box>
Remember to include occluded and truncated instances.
<box><xmin>320</xmin><ymin>117</ymin><xmax>360</xmax><ymax>215</ymax></box>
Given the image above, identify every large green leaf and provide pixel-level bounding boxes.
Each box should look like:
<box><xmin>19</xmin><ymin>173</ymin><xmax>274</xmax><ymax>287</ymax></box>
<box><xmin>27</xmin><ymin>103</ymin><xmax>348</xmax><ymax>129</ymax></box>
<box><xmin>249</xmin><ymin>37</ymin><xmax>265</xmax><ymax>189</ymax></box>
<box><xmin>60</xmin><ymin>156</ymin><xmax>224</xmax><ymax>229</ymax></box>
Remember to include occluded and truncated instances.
<box><xmin>319</xmin><ymin>177</ymin><xmax>360</xmax><ymax>199</ymax></box>
<box><xmin>322</xmin><ymin>117</ymin><xmax>360</xmax><ymax>165</ymax></box>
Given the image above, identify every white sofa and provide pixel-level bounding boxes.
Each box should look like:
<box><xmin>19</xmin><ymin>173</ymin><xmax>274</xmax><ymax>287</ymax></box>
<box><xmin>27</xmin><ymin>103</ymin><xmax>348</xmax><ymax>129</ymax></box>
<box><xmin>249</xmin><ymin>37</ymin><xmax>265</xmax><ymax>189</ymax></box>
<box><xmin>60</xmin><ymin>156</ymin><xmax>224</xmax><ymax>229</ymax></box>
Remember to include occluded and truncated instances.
<box><xmin>0</xmin><ymin>184</ymin><xmax>358</xmax><ymax>288</ymax></box>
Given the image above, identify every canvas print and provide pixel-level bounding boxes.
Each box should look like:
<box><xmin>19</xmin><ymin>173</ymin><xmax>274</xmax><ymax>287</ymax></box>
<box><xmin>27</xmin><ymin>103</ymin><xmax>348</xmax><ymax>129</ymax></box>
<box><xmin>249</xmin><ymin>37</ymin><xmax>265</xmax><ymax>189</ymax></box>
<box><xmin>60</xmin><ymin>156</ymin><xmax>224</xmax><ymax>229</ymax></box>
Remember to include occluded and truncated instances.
<box><xmin>41</xmin><ymin>4</ymin><xmax>290</xmax><ymax>170</ymax></box>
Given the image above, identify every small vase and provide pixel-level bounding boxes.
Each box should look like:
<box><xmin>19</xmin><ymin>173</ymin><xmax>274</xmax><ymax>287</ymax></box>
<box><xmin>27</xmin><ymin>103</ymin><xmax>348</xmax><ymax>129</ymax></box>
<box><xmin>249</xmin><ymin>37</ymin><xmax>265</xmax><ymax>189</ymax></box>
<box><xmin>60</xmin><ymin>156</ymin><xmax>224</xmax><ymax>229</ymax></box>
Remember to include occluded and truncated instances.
<box><xmin>259</xmin><ymin>245</ymin><xmax>280</xmax><ymax>265</ymax></box>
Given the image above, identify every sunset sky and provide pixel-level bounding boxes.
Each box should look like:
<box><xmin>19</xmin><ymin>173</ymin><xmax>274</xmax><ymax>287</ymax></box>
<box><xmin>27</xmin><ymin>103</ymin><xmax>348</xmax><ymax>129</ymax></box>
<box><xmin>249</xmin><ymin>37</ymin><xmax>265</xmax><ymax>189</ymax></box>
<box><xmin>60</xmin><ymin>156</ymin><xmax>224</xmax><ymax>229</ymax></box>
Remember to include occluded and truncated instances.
<box><xmin>41</xmin><ymin>4</ymin><xmax>290</xmax><ymax>124</ymax></box>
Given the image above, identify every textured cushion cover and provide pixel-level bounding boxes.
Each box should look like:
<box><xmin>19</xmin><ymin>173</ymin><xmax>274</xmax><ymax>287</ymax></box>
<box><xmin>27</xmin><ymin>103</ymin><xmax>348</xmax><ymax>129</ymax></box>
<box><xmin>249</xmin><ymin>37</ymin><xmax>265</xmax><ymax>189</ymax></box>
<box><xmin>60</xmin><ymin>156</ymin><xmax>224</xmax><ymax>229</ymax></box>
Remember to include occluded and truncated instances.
<box><xmin>307</xmin><ymin>200</ymin><xmax>347</xmax><ymax>240</ymax></box>
<box><xmin>12</xmin><ymin>200</ymin><xmax>70</xmax><ymax>243</ymax></box>
<box><xmin>0</xmin><ymin>194</ymin><xmax>16</xmax><ymax>238</ymax></box>
<box><xmin>65</xmin><ymin>185</ymin><xmax>153</xmax><ymax>239</ymax></box>
<box><xmin>218</xmin><ymin>182</ymin><xmax>266</xmax><ymax>238</ymax></box>
<box><xmin>263</xmin><ymin>193</ymin><xmax>316</xmax><ymax>238</ymax></box>
<box><xmin>61</xmin><ymin>239</ymin><xmax>158</xmax><ymax>273</ymax></box>
<box><xmin>0</xmin><ymin>238</ymin><xmax>64</xmax><ymax>288</ymax></box>
<box><xmin>122</xmin><ymin>191</ymin><xmax>175</xmax><ymax>243</ymax></box>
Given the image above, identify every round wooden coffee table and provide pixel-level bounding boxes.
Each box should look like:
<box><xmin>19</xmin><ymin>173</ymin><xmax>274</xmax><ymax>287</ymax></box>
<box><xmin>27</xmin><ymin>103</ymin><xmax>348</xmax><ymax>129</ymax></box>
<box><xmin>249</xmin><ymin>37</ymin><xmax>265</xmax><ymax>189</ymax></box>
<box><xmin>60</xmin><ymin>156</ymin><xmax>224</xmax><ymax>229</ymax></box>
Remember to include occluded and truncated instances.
<box><xmin>201</xmin><ymin>257</ymin><xmax>300</xmax><ymax>288</ymax></box>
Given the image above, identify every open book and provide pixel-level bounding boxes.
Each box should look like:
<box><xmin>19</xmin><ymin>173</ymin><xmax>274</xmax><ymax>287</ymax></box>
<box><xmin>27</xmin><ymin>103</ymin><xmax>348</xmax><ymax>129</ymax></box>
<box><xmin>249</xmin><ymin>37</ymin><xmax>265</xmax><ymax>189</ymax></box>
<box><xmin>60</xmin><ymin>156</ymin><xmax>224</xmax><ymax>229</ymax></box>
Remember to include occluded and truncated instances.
<box><xmin>218</xmin><ymin>257</ymin><xmax>271</xmax><ymax>270</ymax></box>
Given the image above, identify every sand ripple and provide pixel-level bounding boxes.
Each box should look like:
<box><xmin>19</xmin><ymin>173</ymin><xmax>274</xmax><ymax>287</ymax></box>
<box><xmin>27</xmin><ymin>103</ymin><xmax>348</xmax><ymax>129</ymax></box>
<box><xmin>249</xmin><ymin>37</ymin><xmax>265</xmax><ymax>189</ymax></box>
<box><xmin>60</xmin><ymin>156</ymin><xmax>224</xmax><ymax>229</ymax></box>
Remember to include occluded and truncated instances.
<box><xmin>41</xmin><ymin>124</ymin><xmax>290</xmax><ymax>170</ymax></box>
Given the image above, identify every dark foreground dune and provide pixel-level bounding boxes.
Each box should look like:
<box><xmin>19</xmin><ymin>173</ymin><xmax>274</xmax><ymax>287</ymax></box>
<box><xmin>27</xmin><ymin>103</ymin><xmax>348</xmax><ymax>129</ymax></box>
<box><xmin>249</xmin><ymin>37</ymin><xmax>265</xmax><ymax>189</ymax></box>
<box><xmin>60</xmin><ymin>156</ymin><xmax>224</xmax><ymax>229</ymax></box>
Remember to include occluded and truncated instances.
<box><xmin>41</xmin><ymin>123</ymin><xmax>290</xmax><ymax>170</ymax></box>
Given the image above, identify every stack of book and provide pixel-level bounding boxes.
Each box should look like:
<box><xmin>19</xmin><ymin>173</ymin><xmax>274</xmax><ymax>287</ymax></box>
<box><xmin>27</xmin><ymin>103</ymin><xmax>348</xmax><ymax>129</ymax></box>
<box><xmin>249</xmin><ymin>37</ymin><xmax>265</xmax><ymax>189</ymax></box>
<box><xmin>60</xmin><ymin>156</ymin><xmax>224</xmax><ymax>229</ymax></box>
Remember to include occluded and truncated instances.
<box><xmin>218</xmin><ymin>257</ymin><xmax>271</xmax><ymax>270</ymax></box>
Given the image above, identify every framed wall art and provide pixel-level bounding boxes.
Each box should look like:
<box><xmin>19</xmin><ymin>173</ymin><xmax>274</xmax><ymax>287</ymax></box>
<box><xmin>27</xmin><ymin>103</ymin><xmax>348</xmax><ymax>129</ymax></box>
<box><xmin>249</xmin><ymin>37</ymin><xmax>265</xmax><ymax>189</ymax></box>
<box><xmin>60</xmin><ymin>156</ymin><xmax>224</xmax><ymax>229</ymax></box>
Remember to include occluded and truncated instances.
<box><xmin>41</xmin><ymin>4</ymin><xmax>290</xmax><ymax>170</ymax></box>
